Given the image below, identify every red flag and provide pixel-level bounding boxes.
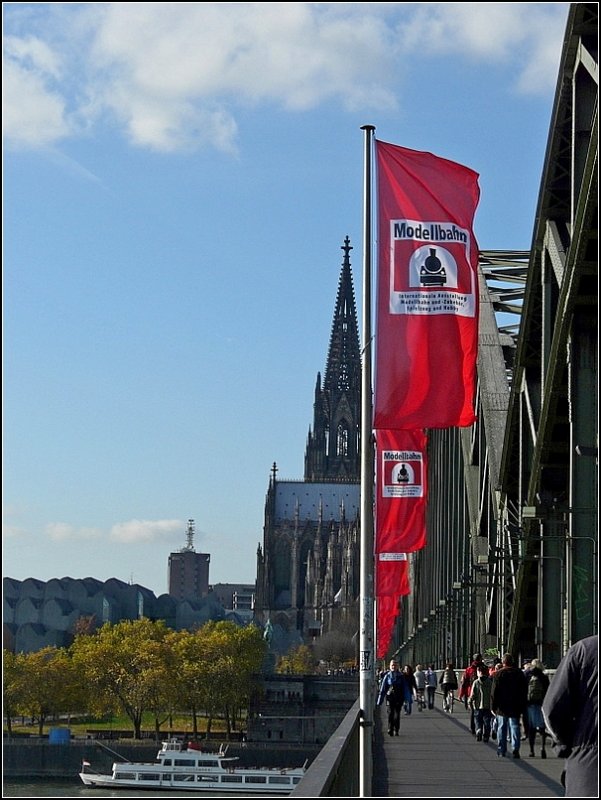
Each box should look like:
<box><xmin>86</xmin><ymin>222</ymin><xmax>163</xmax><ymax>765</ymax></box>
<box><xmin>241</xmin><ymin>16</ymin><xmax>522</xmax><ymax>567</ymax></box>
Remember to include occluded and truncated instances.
<box><xmin>376</xmin><ymin>595</ymin><xmax>401</xmax><ymax>659</ymax></box>
<box><xmin>374</xmin><ymin>140</ymin><xmax>480</xmax><ymax>429</ymax></box>
<box><xmin>375</xmin><ymin>428</ymin><xmax>427</xmax><ymax>553</ymax></box>
<box><xmin>376</xmin><ymin>552</ymin><xmax>410</xmax><ymax>597</ymax></box>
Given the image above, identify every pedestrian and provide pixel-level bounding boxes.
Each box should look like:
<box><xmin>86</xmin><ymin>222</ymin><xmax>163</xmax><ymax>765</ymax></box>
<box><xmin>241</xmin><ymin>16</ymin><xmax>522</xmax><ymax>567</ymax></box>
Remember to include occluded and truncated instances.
<box><xmin>414</xmin><ymin>664</ymin><xmax>427</xmax><ymax>710</ymax></box>
<box><xmin>525</xmin><ymin>658</ymin><xmax>550</xmax><ymax>758</ymax></box>
<box><xmin>542</xmin><ymin>634</ymin><xmax>598</xmax><ymax>797</ymax></box>
<box><xmin>402</xmin><ymin>664</ymin><xmax>417</xmax><ymax>714</ymax></box>
<box><xmin>376</xmin><ymin>659</ymin><xmax>407</xmax><ymax>736</ymax></box>
<box><xmin>469</xmin><ymin>663</ymin><xmax>493</xmax><ymax>742</ymax></box>
<box><xmin>489</xmin><ymin>657</ymin><xmax>502</xmax><ymax>740</ymax></box>
<box><xmin>491</xmin><ymin>653</ymin><xmax>528</xmax><ymax>758</ymax></box>
<box><xmin>425</xmin><ymin>664</ymin><xmax>437</xmax><ymax>709</ymax></box>
<box><xmin>439</xmin><ymin>660</ymin><xmax>459</xmax><ymax>712</ymax></box>
<box><xmin>520</xmin><ymin>660</ymin><xmax>532</xmax><ymax>742</ymax></box>
<box><xmin>460</xmin><ymin>652</ymin><xmax>483</xmax><ymax>734</ymax></box>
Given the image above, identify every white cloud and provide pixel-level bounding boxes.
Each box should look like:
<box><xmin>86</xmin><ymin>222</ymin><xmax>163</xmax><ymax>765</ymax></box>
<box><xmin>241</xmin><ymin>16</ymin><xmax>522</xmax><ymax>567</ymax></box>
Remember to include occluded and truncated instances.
<box><xmin>3</xmin><ymin>523</ymin><xmax>27</xmax><ymax>540</ymax></box>
<box><xmin>401</xmin><ymin>3</ymin><xmax>567</xmax><ymax>93</ymax></box>
<box><xmin>2</xmin><ymin>2</ymin><xmax>569</xmax><ymax>152</ymax></box>
<box><xmin>46</xmin><ymin>522</ymin><xmax>102</xmax><ymax>541</ymax></box>
<box><xmin>109</xmin><ymin>518</ymin><xmax>183</xmax><ymax>544</ymax></box>
<box><xmin>3</xmin><ymin>40</ymin><xmax>70</xmax><ymax>148</ymax></box>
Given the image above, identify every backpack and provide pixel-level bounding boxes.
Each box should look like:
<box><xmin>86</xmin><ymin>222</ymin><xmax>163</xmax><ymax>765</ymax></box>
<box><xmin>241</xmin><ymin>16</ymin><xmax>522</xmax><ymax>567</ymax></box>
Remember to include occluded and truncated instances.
<box><xmin>528</xmin><ymin>673</ymin><xmax>545</xmax><ymax>704</ymax></box>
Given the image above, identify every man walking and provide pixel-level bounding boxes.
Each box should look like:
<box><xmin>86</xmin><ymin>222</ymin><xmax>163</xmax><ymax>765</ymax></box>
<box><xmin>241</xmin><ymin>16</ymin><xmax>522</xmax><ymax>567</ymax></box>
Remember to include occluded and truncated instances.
<box><xmin>377</xmin><ymin>659</ymin><xmax>408</xmax><ymax>736</ymax></box>
<box><xmin>491</xmin><ymin>653</ymin><xmax>528</xmax><ymax>758</ymax></box>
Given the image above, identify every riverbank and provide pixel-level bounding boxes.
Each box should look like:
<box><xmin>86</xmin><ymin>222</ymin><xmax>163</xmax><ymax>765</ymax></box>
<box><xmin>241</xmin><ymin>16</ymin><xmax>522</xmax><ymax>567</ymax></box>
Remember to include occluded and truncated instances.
<box><xmin>3</xmin><ymin>737</ymin><xmax>319</xmax><ymax>780</ymax></box>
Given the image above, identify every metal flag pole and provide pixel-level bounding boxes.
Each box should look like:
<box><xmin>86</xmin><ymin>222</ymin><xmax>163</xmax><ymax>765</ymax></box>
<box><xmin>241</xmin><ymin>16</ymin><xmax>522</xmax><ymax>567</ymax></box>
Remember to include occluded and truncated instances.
<box><xmin>359</xmin><ymin>123</ymin><xmax>375</xmax><ymax>798</ymax></box>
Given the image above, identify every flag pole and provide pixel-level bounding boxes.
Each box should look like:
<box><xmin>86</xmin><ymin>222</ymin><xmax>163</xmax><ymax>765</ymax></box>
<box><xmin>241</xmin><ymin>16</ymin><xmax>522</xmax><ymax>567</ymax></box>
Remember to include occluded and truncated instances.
<box><xmin>359</xmin><ymin>123</ymin><xmax>375</xmax><ymax>798</ymax></box>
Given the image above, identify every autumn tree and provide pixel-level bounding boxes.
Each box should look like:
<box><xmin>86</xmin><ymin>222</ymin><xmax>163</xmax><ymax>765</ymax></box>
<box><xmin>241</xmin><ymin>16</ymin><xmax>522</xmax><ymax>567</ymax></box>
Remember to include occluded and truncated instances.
<box><xmin>10</xmin><ymin>646</ymin><xmax>79</xmax><ymax>735</ymax></box>
<box><xmin>3</xmin><ymin>650</ymin><xmax>23</xmax><ymax>736</ymax></box>
<box><xmin>71</xmin><ymin>618</ymin><xmax>172</xmax><ymax>739</ymax></box>
<box><xmin>168</xmin><ymin>628</ymin><xmax>210</xmax><ymax>738</ymax></box>
<box><xmin>276</xmin><ymin>644</ymin><xmax>316</xmax><ymax>675</ymax></box>
<box><xmin>188</xmin><ymin>621</ymin><xmax>266</xmax><ymax>738</ymax></box>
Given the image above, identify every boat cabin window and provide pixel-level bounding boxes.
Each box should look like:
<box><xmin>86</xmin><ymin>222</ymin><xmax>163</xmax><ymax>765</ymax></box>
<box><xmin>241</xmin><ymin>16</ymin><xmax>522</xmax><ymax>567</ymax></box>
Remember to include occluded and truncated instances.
<box><xmin>162</xmin><ymin>759</ymin><xmax>171</xmax><ymax>765</ymax></box>
<box><xmin>269</xmin><ymin>775</ymin><xmax>292</xmax><ymax>784</ymax></box>
<box><xmin>162</xmin><ymin>774</ymin><xmax>171</xmax><ymax>781</ymax></box>
<box><xmin>114</xmin><ymin>772</ymin><xmax>130</xmax><ymax>780</ymax></box>
<box><xmin>197</xmin><ymin>775</ymin><xmax>216</xmax><ymax>783</ymax></box>
<box><xmin>221</xmin><ymin>775</ymin><xmax>243</xmax><ymax>783</ymax></box>
<box><xmin>174</xmin><ymin>758</ymin><xmax>196</xmax><ymax>766</ymax></box>
<box><xmin>245</xmin><ymin>776</ymin><xmax>267</xmax><ymax>783</ymax></box>
<box><xmin>293</xmin><ymin>777</ymin><xmax>302</xmax><ymax>784</ymax></box>
<box><xmin>138</xmin><ymin>773</ymin><xmax>160</xmax><ymax>781</ymax></box>
<box><xmin>173</xmin><ymin>774</ymin><xmax>195</xmax><ymax>782</ymax></box>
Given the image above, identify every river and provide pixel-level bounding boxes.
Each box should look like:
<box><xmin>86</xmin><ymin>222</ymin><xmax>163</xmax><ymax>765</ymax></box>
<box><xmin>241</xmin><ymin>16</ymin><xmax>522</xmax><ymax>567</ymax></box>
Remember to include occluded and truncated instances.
<box><xmin>3</xmin><ymin>781</ymin><xmax>242</xmax><ymax>798</ymax></box>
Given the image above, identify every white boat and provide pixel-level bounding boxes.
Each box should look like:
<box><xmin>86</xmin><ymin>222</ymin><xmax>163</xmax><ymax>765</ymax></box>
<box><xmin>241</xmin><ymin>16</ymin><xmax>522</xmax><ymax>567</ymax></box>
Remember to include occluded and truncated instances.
<box><xmin>79</xmin><ymin>738</ymin><xmax>307</xmax><ymax>794</ymax></box>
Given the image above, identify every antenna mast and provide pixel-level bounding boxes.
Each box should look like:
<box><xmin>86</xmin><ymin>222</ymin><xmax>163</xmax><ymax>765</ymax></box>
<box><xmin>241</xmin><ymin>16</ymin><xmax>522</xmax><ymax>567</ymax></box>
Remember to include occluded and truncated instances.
<box><xmin>184</xmin><ymin>519</ymin><xmax>195</xmax><ymax>552</ymax></box>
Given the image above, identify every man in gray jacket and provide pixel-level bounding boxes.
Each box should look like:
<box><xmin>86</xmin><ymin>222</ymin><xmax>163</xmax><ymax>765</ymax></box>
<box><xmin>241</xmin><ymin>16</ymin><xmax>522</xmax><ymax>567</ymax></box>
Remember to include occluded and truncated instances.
<box><xmin>542</xmin><ymin>635</ymin><xmax>598</xmax><ymax>797</ymax></box>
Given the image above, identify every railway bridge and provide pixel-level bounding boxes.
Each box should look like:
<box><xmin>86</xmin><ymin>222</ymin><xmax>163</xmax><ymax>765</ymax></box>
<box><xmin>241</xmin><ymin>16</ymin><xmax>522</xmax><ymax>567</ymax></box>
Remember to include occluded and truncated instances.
<box><xmin>391</xmin><ymin>0</ymin><xmax>598</xmax><ymax>673</ymax></box>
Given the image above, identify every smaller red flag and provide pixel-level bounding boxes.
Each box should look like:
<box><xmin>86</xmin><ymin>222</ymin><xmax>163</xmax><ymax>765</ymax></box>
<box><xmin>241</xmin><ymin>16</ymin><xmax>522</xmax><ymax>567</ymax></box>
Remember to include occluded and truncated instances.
<box><xmin>375</xmin><ymin>429</ymin><xmax>427</xmax><ymax>553</ymax></box>
<box><xmin>376</xmin><ymin>595</ymin><xmax>399</xmax><ymax>659</ymax></box>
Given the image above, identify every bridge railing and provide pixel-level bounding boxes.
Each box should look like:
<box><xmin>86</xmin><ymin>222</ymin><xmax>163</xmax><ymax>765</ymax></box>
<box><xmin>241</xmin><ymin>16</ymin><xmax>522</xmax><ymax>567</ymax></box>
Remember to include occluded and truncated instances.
<box><xmin>290</xmin><ymin>698</ymin><xmax>359</xmax><ymax>797</ymax></box>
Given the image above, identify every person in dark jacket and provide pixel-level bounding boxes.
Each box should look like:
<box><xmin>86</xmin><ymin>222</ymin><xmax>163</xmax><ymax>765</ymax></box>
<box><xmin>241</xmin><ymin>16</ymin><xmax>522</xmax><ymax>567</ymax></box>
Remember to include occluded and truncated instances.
<box><xmin>525</xmin><ymin>658</ymin><xmax>550</xmax><ymax>758</ymax></box>
<box><xmin>439</xmin><ymin>660</ymin><xmax>459</xmax><ymax>712</ymax></box>
<box><xmin>377</xmin><ymin>659</ymin><xmax>408</xmax><ymax>736</ymax></box>
<box><xmin>542</xmin><ymin>635</ymin><xmax>598</xmax><ymax>797</ymax></box>
<box><xmin>491</xmin><ymin>653</ymin><xmax>528</xmax><ymax>758</ymax></box>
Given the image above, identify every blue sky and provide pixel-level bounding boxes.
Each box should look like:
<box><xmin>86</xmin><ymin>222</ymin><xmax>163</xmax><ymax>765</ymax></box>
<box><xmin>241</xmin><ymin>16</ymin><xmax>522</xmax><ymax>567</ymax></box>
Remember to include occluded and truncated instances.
<box><xmin>3</xmin><ymin>2</ymin><xmax>570</xmax><ymax>595</ymax></box>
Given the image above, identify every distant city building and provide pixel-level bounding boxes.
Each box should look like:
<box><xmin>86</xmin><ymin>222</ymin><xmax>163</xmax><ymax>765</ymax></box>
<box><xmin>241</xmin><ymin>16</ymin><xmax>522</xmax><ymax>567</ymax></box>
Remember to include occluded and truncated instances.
<box><xmin>167</xmin><ymin>519</ymin><xmax>210</xmax><ymax>601</ymax></box>
<box><xmin>3</xmin><ymin>574</ymin><xmax>230</xmax><ymax>654</ymax></box>
<box><xmin>255</xmin><ymin>238</ymin><xmax>361</xmax><ymax>643</ymax></box>
<box><xmin>211</xmin><ymin>582</ymin><xmax>255</xmax><ymax>623</ymax></box>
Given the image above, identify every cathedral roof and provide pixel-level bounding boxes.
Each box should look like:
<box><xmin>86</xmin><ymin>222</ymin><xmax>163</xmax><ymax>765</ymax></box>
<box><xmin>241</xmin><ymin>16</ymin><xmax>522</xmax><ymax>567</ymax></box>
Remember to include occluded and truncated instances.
<box><xmin>274</xmin><ymin>480</ymin><xmax>359</xmax><ymax>523</ymax></box>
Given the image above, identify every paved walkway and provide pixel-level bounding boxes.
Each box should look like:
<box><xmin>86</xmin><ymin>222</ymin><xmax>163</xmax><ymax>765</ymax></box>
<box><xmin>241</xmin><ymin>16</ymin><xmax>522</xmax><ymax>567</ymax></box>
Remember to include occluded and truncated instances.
<box><xmin>372</xmin><ymin>697</ymin><xmax>565</xmax><ymax>797</ymax></box>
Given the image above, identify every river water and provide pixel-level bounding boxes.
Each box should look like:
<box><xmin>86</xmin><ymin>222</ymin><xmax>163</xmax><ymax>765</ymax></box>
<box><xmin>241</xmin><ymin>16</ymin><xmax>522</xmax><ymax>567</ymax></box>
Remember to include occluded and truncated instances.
<box><xmin>3</xmin><ymin>781</ymin><xmax>238</xmax><ymax>798</ymax></box>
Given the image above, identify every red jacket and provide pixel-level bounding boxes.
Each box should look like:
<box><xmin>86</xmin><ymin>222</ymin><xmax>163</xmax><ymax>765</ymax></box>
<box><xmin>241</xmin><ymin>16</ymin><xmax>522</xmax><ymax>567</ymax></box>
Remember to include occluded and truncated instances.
<box><xmin>459</xmin><ymin>659</ymin><xmax>481</xmax><ymax>699</ymax></box>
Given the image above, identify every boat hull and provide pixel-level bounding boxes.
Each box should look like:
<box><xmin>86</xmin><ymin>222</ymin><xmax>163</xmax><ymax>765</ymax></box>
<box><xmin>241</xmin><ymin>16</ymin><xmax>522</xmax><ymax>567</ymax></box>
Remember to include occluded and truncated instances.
<box><xmin>79</xmin><ymin>770</ymin><xmax>302</xmax><ymax>794</ymax></box>
<box><xmin>78</xmin><ymin>739</ymin><xmax>305</xmax><ymax>794</ymax></box>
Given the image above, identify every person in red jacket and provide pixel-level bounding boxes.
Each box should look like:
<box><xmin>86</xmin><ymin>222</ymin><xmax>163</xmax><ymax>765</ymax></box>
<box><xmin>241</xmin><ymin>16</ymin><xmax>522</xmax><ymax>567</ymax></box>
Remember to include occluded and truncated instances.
<box><xmin>459</xmin><ymin>653</ymin><xmax>483</xmax><ymax>734</ymax></box>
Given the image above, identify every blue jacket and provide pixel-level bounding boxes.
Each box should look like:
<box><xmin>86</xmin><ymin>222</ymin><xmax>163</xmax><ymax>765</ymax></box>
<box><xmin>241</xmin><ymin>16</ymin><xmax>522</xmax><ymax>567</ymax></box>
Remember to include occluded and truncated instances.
<box><xmin>377</xmin><ymin>669</ymin><xmax>410</xmax><ymax>706</ymax></box>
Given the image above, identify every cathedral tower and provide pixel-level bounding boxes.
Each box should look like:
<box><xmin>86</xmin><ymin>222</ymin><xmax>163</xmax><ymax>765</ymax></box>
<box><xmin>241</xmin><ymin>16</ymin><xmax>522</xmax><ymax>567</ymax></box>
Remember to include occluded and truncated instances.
<box><xmin>304</xmin><ymin>236</ymin><xmax>361</xmax><ymax>481</ymax></box>
<box><xmin>255</xmin><ymin>239</ymin><xmax>361</xmax><ymax>645</ymax></box>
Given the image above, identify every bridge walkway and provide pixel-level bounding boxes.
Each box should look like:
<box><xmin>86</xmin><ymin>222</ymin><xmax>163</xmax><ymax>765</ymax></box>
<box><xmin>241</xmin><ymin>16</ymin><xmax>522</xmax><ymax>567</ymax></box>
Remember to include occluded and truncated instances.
<box><xmin>372</xmin><ymin>697</ymin><xmax>565</xmax><ymax>797</ymax></box>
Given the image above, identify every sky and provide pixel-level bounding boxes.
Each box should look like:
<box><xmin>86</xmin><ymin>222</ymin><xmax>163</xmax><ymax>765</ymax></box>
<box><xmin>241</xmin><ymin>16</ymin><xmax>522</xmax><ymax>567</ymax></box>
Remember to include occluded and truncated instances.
<box><xmin>3</xmin><ymin>2</ymin><xmax>571</xmax><ymax>596</ymax></box>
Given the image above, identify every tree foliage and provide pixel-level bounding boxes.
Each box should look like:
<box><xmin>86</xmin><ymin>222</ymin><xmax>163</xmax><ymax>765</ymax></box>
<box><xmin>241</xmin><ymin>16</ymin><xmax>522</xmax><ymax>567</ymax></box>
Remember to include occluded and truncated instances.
<box><xmin>71</xmin><ymin>618</ymin><xmax>173</xmax><ymax>738</ymax></box>
<box><xmin>4</xmin><ymin>646</ymin><xmax>80</xmax><ymax>735</ymax></box>
<box><xmin>6</xmin><ymin>618</ymin><xmax>267</xmax><ymax>740</ymax></box>
<box><xmin>276</xmin><ymin>644</ymin><xmax>315</xmax><ymax>674</ymax></box>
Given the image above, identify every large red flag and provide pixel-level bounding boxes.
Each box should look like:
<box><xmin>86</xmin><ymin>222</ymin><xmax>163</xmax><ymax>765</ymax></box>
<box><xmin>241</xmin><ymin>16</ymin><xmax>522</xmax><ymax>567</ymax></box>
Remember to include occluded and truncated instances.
<box><xmin>375</xmin><ymin>428</ymin><xmax>427</xmax><ymax>553</ymax></box>
<box><xmin>374</xmin><ymin>140</ymin><xmax>480</xmax><ymax>429</ymax></box>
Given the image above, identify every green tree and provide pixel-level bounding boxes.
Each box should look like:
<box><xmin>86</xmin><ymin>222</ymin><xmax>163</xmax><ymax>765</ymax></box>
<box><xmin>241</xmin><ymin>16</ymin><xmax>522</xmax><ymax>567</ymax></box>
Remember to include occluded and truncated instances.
<box><xmin>168</xmin><ymin>628</ymin><xmax>210</xmax><ymax>738</ymax></box>
<box><xmin>71</xmin><ymin>618</ymin><xmax>171</xmax><ymax>739</ymax></box>
<box><xmin>187</xmin><ymin>621</ymin><xmax>266</xmax><ymax>738</ymax></box>
<box><xmin>12</xmin><ymin>647</ymin><xmax>77</xmax><ymax>735</ymax></box>
<box><xmin>3</xmin><ymin>650</ymin><xmax>24</xmax><ymax>736</ymax></box>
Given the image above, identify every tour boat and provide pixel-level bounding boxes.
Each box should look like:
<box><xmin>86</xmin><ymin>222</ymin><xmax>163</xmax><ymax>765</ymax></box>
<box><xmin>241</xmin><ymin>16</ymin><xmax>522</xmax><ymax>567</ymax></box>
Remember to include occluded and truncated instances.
<box><xmin>79</xmin><ymin>738</ymin><xmax>307</xmax><ymax>794</ymax></box>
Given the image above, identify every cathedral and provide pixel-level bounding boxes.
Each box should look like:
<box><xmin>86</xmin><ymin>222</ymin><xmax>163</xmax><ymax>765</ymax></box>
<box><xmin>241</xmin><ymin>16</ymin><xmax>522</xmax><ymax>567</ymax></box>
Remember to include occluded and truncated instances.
<box><xmin>255</xmin><ymin>237</ymin><xmax>362</xmax><ymax>644</ymax></box>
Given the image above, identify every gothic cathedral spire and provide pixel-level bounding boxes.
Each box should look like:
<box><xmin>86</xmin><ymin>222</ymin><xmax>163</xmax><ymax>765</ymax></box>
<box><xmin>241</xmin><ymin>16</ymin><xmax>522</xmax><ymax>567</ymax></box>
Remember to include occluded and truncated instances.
<box><xmin>304</xmin><ymin>237</ymin><xmax>361</xmax><ymax>481</ymax></box>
